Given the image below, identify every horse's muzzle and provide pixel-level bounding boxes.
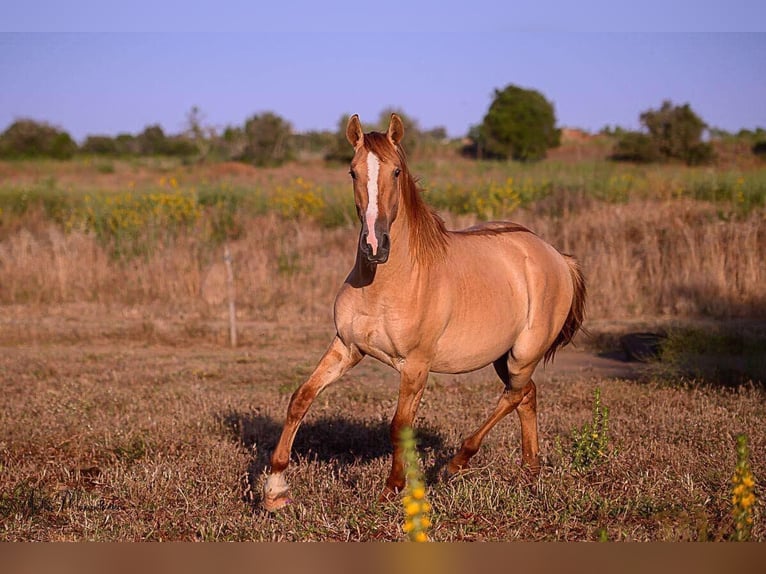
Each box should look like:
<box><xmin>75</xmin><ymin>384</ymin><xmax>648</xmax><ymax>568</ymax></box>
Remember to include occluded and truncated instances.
<box><xmin>361</xmin><ymin>231</ymin><xmax>390</xmax><ymax>264</ymax></box>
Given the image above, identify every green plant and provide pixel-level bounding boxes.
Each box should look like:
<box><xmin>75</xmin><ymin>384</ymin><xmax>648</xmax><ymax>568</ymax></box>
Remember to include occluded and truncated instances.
<box><xmin>731</xmin><ymin>434</ymin><xmax>756</xmax><ymax>541</ymax></box>
<box><xmin>571</xmin><ymin>388</ymin><xmax>610</xmax><ymax>471</ymax></box>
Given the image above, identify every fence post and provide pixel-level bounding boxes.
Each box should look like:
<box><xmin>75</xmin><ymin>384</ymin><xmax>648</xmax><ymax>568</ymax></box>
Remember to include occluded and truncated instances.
<box><xmin>223</xmin><ymin>243</ymin><xmax>237</xmax><ymax>348</ymax></box>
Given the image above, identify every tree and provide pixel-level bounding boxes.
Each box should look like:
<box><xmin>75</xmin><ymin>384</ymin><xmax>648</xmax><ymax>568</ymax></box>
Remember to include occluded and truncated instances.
<box><xmin>240</xmin><ymin>112</ymin><xmax>293</xmax><ymax>167</ymax></box>
<box><xmin>612</xmin><ymin>100</ymin><xmax>715</xmax><ymax>165</ymax></box>
<box><xmin>137</xmin><ymin>124</ymin><xmax>168</xmax><ymax>155</ymax></box>
<box><xmin>640</xmin><ymin>100</ymin><xmax>713</xmax><ymax>165</ymax></box>
<box><xmin>478</xmin><ymin>85</ymin><xmax>560</xmax><ymax>161</ymax></box>
<box><xmin>0</xmin><ymin>119</ymin><xmax>78</xmax><ymax>159</ymax></box>
<box><xmin>184</xmin><ymin>106</ymin><xmax>217</xmax><ymax>162</ymax></box>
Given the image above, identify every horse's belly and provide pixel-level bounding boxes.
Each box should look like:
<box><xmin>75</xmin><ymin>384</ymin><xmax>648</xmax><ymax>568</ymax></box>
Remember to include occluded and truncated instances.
<box><xmin>430</xmin><ymin>323</ymin><xmax>521</xmax><ymax>374</ymax></box>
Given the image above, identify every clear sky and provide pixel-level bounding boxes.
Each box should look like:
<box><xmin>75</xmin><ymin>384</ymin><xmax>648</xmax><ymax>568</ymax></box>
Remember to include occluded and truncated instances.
<box><xmin>1</xmin><ymin>2</ymin><xmax>765</xmax><ymax>142</ymax></box>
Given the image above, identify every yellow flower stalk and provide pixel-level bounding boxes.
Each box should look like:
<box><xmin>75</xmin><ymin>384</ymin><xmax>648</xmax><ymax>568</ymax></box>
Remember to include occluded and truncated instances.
<box><xmin>399</xmin><ymin>426</ymin><xmax>432</xmax><ymax>542</ymax></box>
<box><xmin>731</xmin><ymin>434</ymin><xmax>757</xmax><ymax>542</ymax></box>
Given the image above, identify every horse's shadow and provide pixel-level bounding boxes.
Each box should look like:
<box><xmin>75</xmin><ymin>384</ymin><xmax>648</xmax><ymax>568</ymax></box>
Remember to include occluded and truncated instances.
<box><xmin>218</xmin><ymin>410</ymin><xmax>449</xmax><ymax>504</ymax></box>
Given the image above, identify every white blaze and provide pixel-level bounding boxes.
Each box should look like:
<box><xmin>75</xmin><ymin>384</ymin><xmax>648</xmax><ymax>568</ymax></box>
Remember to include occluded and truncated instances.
<box><xmin>365</xmin><ymin>151</ymin><xmax>380</xmax><ymax>254</ymax></box>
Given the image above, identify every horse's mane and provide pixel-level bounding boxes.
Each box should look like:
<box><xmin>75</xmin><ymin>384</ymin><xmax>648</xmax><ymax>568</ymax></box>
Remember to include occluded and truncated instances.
<box><xmin>362</xmin><ymin>132</ymin><xmax>448</xmax><ymax>266</ymax></box>
<box><xmin>454</xmin><ymin>221</ymin><xmax>535</xmax><ymax>236</ymax></box>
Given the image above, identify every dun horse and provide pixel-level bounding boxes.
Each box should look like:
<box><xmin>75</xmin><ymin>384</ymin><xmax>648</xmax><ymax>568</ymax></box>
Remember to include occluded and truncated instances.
<box><xmin>263</xmin><ymin>114</ymin><xmax>585</xmax><ymax>511</ymax></box>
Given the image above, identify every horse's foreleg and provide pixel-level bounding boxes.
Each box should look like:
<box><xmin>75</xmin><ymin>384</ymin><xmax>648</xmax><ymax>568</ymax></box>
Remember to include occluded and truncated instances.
<box><xmin>381</xmin><ymin>360</ymin><xmax>430</xmax><ymax>500</ymax></box>
<box><xmin>263</xmin><ymin>336</ymin><xmax>362</xmax><ymax>511</ymax></box>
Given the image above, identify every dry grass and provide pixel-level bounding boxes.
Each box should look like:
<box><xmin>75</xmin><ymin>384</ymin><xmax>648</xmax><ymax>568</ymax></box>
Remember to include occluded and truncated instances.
<box><xmin>0</xmin><ymin>316</ymin><xmax>763</xmax><ymax>541</ymax></box>
<box><xmin>1</xmin><ymin>156</ymin><xmax>764</xmax><ymax>540</ymax></box>
<box><xmin>0</xmin><ymin>200</ymin><xmax>763</xmax><ymax>323</ymax></box>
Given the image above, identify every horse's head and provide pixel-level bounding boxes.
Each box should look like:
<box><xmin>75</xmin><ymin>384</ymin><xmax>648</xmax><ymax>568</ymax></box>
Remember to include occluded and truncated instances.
<box><xmin>346</xmin><ymin>113</ymin><xmax>406</xmax><ymax>265</ymax></box>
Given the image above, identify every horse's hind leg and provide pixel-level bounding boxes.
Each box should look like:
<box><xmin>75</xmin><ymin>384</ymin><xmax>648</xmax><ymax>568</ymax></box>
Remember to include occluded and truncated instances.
<box><xmin>516</xmin><ymin>380</ymin><xmax>540</xmax><ymax>472</ymax></box>
<box><xmin>446</xmin><ymin>358</ymin><xmax>539</xmax><ymax>476</ymax></box>
<box><xmin>263</xmin><ymin>336</ymin><xmax>362</xmax><ymax>511</ymax></box>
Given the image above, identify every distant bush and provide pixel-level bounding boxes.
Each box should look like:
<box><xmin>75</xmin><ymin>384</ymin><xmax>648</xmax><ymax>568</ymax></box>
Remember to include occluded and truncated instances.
<box><xmin>612</xmin><ymin>101</ymin><xmax>715</xmax><ymax>165</ymax></box>
<box><xmin>114</xmin><ymin>133</ymin><xmax>140</xmax><ymax>155</ymax></box>
<box><xmin>324</xmin><ymin>114</ymin><xmax>357</xmax><ymax>164</ymax></box>
<box><xmin>239</xmin><ymin>112</ymin><xmax>294</xmax><ymax>167</ymax></box>
<box><xmin>0</xmin><ymin>119</ymin><xmax>78</xmax><ymax>159</ymax></box>
<box><xmin>80</xmin><ymin>127</ymin><xmax>195</xmax><ymax>158</ymax></box>
<box><xmin>610</xmin><ymin>132</ymin><xmax>661</xmax><ymax>163</ymax></box>
<box><xmin>472</xmin><ymin>84</ymin><xmax>561</xmax><ymax>162</ymax></box>
<box><xmin>376</xmin><ymin>108</ymin><xmax>422</xmax><ymax>157</ymax></box>
<box><xmin>136</xmin><ymin>124</ymin><xmax>196</xmax><ymax>157</ymax></box>
<box><xmin>753</xmin><ymin>140</ymin><xmax>766</xmax><ymax>159</ymax></box>
<box><xmin>81</xmin><ymin>135</ymin><xmax>120</xmax><ymax>155</ymax></box>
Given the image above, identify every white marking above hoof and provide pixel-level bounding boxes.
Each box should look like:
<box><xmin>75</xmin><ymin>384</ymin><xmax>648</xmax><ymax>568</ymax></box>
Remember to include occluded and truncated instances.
<box><xmin>263</xmin><ymin>473</ymin><xmax>291</xmax><ymax>512</ymax></box>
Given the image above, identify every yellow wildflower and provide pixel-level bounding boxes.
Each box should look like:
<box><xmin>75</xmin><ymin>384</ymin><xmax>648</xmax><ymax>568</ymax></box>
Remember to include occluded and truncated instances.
<box><xmin>731</xmin><ymin>434</ymin><xmax>757</xmax><ymax>542</ymax></box>
<box><xmin>406</xmin><ymin>501</ymin><xmax>420</xmax><ymax>516</ymax></box>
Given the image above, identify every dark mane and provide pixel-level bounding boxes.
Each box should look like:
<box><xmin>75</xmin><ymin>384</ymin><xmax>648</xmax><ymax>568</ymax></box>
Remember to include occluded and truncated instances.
<box><xmin>363</xmin><ymin>132</ymin><xmax>448</xmax><ymax>266</ymax></box>
<box><xmin>454</xmin><ymin>221</ymin><xmax>535</xmax><ymax>236</ymax></box>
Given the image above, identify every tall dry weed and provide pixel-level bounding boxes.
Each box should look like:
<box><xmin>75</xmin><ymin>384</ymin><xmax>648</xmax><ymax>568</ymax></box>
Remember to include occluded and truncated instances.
<box><xmin>1</xmin><ymin>199</ymin><xmax>763</xmax><ymax>322</ymax></box>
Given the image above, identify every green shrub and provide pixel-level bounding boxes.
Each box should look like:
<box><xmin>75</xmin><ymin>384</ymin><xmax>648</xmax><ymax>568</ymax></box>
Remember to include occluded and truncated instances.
<box><xmin>0</xmin><ymin>119</ymin><xmax>78</xmax><ymax>159</ymax></box>
<box><xmin>570</xmin><ymin>388</ymin><xmax>610</xmax><ymax>472</ymax></box>
<box><xmin>82</xmin><ymin>135</ymin><xmax>120</xmax><ymax>155</ymax></box>
<box><xmin>611</xmin><ymin>132</ymin><xmax>661</xmax><ymax>163</ymax></box>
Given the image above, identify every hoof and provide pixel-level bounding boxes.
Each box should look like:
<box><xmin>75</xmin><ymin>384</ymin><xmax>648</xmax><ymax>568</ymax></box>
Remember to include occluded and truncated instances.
<box><xmin>263</xmin><ymin>473</ymin><xmax>292</xmax><ymax>512</ymax></box>
<box><xmin>377</xmin><ymin>487</ymin><xmax>399</xmax><ymax>503</ymax></box>
<box><xmin>263</xmin><ymin>493</ymin><xmax>292</xmax><ymax>512</ymax></box>
<box><xmin>521</xmin><ymin>456</ymin><xmax>541</xmax><ymax>476</ymax></box>
<box><xmin>442</xmin><ymin>459</ymin><xmax>468</xmax><ymax>481</ymax></box>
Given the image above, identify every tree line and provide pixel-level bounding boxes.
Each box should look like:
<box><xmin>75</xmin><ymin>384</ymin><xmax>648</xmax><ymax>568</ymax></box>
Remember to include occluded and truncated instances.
<box><xmin>1</xmin><ymin>88</ymin><xmax>764</xmax><ymax>165</ymax></box>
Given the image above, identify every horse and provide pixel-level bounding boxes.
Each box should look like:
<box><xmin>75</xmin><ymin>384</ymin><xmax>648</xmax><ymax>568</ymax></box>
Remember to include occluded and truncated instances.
<box><xmin>262</xmin><ymin>113</ymin><xmax>586</xmax><ymax>511</ymax></box>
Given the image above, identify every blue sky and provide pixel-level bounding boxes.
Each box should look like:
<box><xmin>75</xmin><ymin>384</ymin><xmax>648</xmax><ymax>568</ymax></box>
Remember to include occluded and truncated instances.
<box><xmin>1</xmin><ymin>2</ymin><xmax>765</xmax><ymax>141</ymax></box>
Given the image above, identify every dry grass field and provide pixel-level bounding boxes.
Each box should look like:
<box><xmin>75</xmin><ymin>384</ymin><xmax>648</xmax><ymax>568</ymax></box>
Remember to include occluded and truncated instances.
<box><xmin>1</xmin><ymin>153</ymin><xmax>764</xmax><ymax>541</ymax></box>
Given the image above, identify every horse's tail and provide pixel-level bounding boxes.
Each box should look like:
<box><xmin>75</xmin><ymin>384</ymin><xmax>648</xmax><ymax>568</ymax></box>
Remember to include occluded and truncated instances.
<box><xmin>544</xmin><ymin>255</ymin><xmax>587</xmax><ymax>364</ymax></box>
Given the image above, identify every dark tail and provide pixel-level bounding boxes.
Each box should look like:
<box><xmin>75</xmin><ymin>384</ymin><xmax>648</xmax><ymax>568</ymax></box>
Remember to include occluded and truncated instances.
<box><xmin>544</xmin><ymin>256</ymin><xmax>587</xmax><ymax>364</ymax></box>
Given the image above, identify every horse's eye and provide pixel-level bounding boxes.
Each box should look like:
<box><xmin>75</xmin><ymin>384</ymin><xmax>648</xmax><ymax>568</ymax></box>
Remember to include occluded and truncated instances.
<box><xmin>349</xmin><ymin>169</ymin><xmax>356</xmax><ymax>180</ymax></box>
<box><xmin>394</xmin><ymin>168</ymin><xmax>401</xmax><ymax>177</ymax></box>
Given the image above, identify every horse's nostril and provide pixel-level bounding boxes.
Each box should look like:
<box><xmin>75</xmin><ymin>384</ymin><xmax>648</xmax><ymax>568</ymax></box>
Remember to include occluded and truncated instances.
<box><xmin>381</xmin><ymin>233</ymin><xmax>391</xmax><ymax>251</ymax></box>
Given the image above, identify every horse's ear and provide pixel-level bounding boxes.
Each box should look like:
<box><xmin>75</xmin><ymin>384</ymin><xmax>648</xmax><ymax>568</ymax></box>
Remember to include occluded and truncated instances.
<box><xmin>346</xmin><ymin>114</ymin><xmax>364</xmax><ymax>148</ymax></box>
<box><xmin>387</xmin><ymin>113</ymin><xmax>405</xmax><ymax>146</ymax></box>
